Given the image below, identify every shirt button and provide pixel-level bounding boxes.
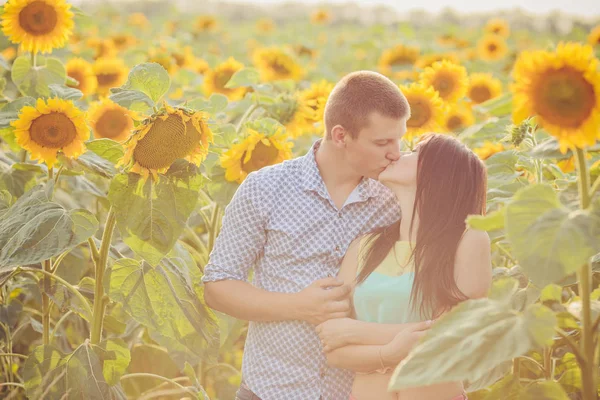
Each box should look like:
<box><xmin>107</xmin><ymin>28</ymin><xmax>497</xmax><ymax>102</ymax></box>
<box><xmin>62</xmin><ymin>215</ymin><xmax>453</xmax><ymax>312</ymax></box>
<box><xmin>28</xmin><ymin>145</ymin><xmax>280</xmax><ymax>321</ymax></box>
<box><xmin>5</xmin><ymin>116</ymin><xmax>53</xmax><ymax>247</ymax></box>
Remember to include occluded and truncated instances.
<box><xmin>338</xmin><ymin>212</ymin><xmax>342</xmax><ymax>218</ymax></box>
<box><xmin>335</xmin><ymin>245</ymin><xmax>340</xmax><ymax>251</ymax></box>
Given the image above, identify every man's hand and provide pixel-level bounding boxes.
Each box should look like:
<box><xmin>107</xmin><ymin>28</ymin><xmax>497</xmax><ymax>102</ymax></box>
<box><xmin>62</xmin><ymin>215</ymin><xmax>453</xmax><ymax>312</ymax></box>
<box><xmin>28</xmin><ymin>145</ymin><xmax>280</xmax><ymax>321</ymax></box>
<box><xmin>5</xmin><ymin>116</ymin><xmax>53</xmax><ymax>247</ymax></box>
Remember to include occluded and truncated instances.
<box><xmin>380</xmin><ymin>320</ymin><xmax>433</xmax><ymax>366</ymax></box>
<box><xmin>316</xmin><ymin>317</ymin><xmax>356</xmax><ymax>353</ymax></box>
<box><xmin>294</xmin><ymin>277</ymin><xmax>352</xmax><ymax>326</ymax></box>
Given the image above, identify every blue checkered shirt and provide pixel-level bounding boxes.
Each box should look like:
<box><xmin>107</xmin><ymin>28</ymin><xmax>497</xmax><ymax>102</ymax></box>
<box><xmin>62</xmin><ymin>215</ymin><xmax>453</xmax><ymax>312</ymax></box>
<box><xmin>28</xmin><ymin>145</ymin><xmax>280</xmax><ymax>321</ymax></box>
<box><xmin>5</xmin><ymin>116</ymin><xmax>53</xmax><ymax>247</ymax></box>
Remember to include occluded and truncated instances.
<box><xmin>202</xmin><ymin>140</ymin><xmax>400</xmax><ymax>400</ymax></box>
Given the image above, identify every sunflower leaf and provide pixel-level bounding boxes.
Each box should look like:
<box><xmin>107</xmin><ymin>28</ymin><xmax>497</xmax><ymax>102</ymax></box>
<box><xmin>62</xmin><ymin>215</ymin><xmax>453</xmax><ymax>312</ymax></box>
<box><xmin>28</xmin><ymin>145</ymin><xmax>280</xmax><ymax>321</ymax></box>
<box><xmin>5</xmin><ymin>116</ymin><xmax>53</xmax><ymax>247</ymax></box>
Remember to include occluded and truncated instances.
<box><xmin>107</xmin><ymin>169</ymin><xmax>203</xmax><ymax>266</ymax></box>
<box><xmin>0</xmin><ymin>96</ymin><xmax>36</xmax><ymax>128</ymax></box>
<box><xmin>505</xmin><ymin>184</ymin><xmax>600</xmax><ymax>287</ymax></box>
<box><xmin>120</xmin><ymin>62</ymin><xmax>171</xmax><ymax>104</ymax></box>
<box><xmin>23</xmin><ymin>342</ymin><xmax>111</xmax><ymax>400</ymax></box>
<box><xmin>466</xmin><ymin>207</ymin><xmax>505</xmax><ymax>231</ymax></box>
<box><xmin>85</xmin><ymin>139</ymin><xmax>125</xmax><ymax>165</ymax></box>
<box><xmin>224</xmin><ymin>67</ymin><xmax>260</xmax><ymax>88</ymax></box>
<box><xmin>11</xmin><ymin>56</ymin><xmax>66</xmax><ymax>98</ymax></box>
<box><xmin>48</xmin><ymin>84</ymin><xmax>83</xmax><ymax>101</ymax></box>
<box><xmin>0</xmin><ymin>183</ymin><xmax>99</xmax><ymax>271</ymax></box>
<box><xmin>109</xmin><ymin>88</ymin><xmax>154</xmax><ymax>114</ymax></box>
<box><xmin>104</xmin><ymin>255</ymin><xmax>220</xmax><ymax>369</ymax></box>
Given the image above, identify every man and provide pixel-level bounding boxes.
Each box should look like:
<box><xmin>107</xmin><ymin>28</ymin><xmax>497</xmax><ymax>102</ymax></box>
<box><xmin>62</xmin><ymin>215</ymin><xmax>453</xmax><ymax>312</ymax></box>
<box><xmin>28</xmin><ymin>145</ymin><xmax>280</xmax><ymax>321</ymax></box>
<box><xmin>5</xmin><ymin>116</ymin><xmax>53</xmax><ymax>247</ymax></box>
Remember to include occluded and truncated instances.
<box><xmin>203</xmin><ymin>70</ymin><xmax>410</xmax><ymax>400</ymax></box>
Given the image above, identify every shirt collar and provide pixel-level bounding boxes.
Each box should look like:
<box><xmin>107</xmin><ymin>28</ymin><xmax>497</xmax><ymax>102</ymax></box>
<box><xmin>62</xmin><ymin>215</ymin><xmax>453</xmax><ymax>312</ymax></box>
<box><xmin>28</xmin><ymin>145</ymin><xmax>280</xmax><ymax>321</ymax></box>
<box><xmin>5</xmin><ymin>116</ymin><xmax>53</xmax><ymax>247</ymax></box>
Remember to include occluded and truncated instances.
<box><xmin>300</xmin><ymin>139</ymin><xmax>380</xmax><ymax>202</ymax></box>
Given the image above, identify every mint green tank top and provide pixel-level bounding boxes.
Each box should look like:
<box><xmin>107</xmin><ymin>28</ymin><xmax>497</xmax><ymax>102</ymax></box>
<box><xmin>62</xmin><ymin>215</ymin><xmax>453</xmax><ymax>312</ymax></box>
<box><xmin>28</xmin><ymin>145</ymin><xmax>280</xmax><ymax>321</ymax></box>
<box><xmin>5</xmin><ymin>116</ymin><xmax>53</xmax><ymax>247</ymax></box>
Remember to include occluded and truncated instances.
<box><xmin>353</xmin><ymin>236</ymin><xmax>424</xmax><ymax>324</ymax></box>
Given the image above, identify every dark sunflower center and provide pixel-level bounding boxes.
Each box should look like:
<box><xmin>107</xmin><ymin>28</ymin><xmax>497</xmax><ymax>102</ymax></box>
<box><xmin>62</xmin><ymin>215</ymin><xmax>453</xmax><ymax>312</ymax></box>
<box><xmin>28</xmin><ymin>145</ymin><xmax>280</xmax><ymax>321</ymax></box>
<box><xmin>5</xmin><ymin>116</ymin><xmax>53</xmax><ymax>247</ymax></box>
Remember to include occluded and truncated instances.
<box><xmin>447</xmin><ymin>115</ymin><xmax>464</xmax><ymax>130</ymax></box>
<box><xmin>432</xmin><ymin>74</ymin><xmax>455</xmax><ymax>99</ymax></box>
<box><xmin>533</xmin><ymin>66</ymin><xmax>596</xmax><ymax>128</ymax></box>
<box><xmin>241</xmin><ymin>141</ymin><xmax>280</xmax><ymax>174</ymax></box>
<box><xmin>172</xmin><ymin>53</ymin><xmax>186</xmax><ymax>67</ymax></box>
<box><xmin>390</xmin><ymin>54</ymin><xmax>415</xmax><ymax>66</ymax></box>
<box><xmin>215</xmin><ymin>69</ymin><xmax>234</xmax><ymax>89</ymax></box>
<box><xmin>407</xmin><ymin>97</ymin><xmax>432</xmax><ymax>128</ymax></box>
<box><xmin>487</xmin><ymin>43</ymin><xmax>498</xmax><ymax>52</ymax></box>
<box><xmin>270</xmin><ymin>60</ymin><xmax>290</xmax><ymax>75</ymax></box>
<box><xmin>19</xmin><ymin>1</ymin><xmax>57</xmax><ymax>36</ymax></box>
<box><xmin>469</xmin><ymin>85</ymin><xmax>492</xmax><ymax>103</ymax></box>
<box><xmin>133</xmin><ymin>113</ymin><xmax>203</xmax><ymax>170</ymax></box>
<box><xmin>96</xmin><ymin>43</ymin><xmax>112</xmax><ymax>58</ymax></box>
<box><xmin>96</xmin><ymin>109</ymin><xmax>130</xmax><ymax>139</ymax></box>
<box><xmin>30</xmin><ymin>112</ymin><xmax>77</xmax><ymax>149</ymax></box>
<box><xmin>97</xmin><ymin>72</ymin><xmax>119</xmax><ymax>86</ymax></box>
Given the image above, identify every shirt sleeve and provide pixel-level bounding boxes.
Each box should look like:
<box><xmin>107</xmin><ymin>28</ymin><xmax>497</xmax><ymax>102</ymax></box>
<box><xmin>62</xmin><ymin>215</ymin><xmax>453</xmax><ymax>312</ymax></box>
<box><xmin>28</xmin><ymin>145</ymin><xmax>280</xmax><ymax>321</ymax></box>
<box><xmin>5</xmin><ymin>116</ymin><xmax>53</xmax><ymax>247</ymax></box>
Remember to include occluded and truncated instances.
<box><xmin>202</xmin><ymin>172</ymin><xmax>268</xmax><ymax>283</ymax></box>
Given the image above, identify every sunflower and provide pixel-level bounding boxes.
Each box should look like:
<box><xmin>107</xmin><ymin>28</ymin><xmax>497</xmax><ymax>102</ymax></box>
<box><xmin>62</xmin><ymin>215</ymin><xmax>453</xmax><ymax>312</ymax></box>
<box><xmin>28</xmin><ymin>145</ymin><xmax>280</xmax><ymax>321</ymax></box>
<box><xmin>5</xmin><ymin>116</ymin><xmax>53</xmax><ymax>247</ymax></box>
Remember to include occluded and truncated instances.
<box><xmin>400</xmin><ymin>82</ymin><xmax>446</xmax><ymax>140</ymax></box>
<box><xmin>110</xmin><ymin>33</ymin><xmax>136</xmax><ymax>51</ymax></box>
<box><xmin>266</xmin><ymin>92</ymin><xmax>314</xmax><ymax>138</ymax></box>
<box><xmin>256</xmin><ymin>18</ymin><xmax>276</xmax><ymax>33</ymax></box>
<box><xmin>120</xmin><ymin>103</ymin><xmax>213</xmax><ymax>180</ymax></box>
<box><xmin>86</xmin><ymin>37</ymin><xmax>117</xmax><ymax>60</ymax></box>
<box><xmin>93</xmin><ymin>57</ymin><xmax>128</xmax><ymax>96</ymax></box>
<box><xmin>444</xmin><ymin>103</ymin><xmax>475</xmax><ymax>132</ymax></box>
<box><xmin>415</xmin><ymin>53</ymin><xmax>460</xmax><ymax>70</ymax></box>
<box><xmin>147</xmin><ymin>49</ymin><xmax>177</xmax><ymax>75</ymax></box>
<box><xmin>171</xmin><ymin>46</ymin><xmax>195</xmax><ymax>69</ymax></box>
<box><xmin>588</xmin><ymin>25</ymin><xmax>600</xmax><ymax>47</ymax></box>
<box><xmin>485</xmin><ymin>18</ymin><xmax>510</xmax><ymax>38</ymax></box>
<box><xmin>311</xmin><ymin>9</ymin><xmax>331</xmax><ymax>25</ymax></box>
<box><xmin>203</xmin><ymin>57</ymin><xmax>247</xmax><ymax>100</ymax></box>
<box><xmin>293</xmin><ymin>44</ymin><xmax>317</xmax><ymax>59</ymax></box>
<box><xmin>297</xmin><ymin>80</ymin><xmax>334</xmax><ymax>135</ymax></box>
<box><xmin>220</xmin><ymin>128</ymin><xmax>293</xmax><ymax>183</ymax></box>
<box><xmin>378</xmin><ymin>45</ymin><xmax>420</xmax><ymax>78</ymax></box>
<box><xmin>477</xmin><ymin>35</ymin><xmax>508</xmax><ymax>61</ymax></box>
<box><xmin>419</xmin><ymin>60</ymin><xmax>468</xmax><ymax>104</ymax></box>
<box><xmin>66</xmin><ymin>58</ymin><xmax>97</xmax><ymax>96</ymax></box>
<box><xmin>1</xmin><ymin>0</ymin><xmax>74</xmax><ymax>54</ymax></box>
<box><xmin>473</xmin><ymin>141</ymin><xmax>504</xmax><ymax>160</ymax></box>
<box><xmin>195</xmin><ymin>15</ymin><xmax>218</xmax><ymax>33</ymax></box>
<box><xmin>11</xmin><ymin>98</ymin><xmax>89</xmax><ymax>168</ymax></box>
<box><xmin>557</xmin><ymin>157</ymin><xmax>575</xmax><ymax>173</ymax></box>
<box><xmin>87</xmin><ymin>98</ymin><xmax>138</xmax><ymax>143</ymax></box>
<box><xmin>127</xmin><ymin>13</ymin><xmax>148</xmax><ymax>28</ymax></box>
<box><xmin>511</xmin><ymin>42</ymin><xmax>600</xmax><ymax>153</ymax></box>
<box><xmin>252</xmin><ymin>47</ymin><xmax>304</xmax><ymax>82</ymax></box>
<box><xmin>467</xmin><ymin>73</ymin><xmax>503</xmax><ymax>105</ymax></box>
<box><xmin>192</xmin><ymin>58</ymin><xmax>210</xmax><ymax>75</ymax></box>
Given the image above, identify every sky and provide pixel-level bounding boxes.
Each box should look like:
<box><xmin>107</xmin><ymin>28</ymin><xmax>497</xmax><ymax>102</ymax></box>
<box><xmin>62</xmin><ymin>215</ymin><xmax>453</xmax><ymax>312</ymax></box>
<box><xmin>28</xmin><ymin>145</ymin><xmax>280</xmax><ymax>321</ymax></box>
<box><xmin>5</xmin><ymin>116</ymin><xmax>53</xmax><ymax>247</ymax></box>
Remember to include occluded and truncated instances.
<box><xmin>218</xmin><ymin>0</ymin><xmax>600</xmax><ymax>18</ymax></box>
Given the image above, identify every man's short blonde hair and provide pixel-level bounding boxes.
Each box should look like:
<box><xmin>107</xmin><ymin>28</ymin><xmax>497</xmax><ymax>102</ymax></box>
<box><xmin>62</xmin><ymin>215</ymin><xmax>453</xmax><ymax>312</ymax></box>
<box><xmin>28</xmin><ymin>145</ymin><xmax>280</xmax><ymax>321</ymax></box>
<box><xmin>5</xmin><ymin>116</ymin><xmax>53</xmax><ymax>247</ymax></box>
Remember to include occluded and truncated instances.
<box><xmin>324</xmin><ymin>71</ymin><xmax>410</xmax><ymax>139</ymax></box>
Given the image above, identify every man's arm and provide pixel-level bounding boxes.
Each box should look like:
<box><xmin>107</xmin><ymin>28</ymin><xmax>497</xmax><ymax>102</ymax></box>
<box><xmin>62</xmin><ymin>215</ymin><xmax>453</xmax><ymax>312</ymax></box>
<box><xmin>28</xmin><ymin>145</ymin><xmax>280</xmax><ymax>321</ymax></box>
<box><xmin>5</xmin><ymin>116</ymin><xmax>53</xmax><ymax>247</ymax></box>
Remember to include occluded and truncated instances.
<box><xmin>203</xmin><ymin>172</ymin><xmax>351</xmax><ymax>324</ymax></box>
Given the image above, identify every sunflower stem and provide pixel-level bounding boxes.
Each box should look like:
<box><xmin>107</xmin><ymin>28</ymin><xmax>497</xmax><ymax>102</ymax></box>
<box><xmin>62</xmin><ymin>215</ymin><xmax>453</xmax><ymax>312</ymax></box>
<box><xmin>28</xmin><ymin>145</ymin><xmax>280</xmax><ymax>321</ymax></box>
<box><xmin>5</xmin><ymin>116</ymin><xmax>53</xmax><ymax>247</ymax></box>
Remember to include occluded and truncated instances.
<box><xmin>236</xmin><ymin>103</ymin><xmax>259</xmax><ymax>134</ymax></box>
<box><xmin>574</xmin><ymin>147</ymin><xmax>597</xmax><ymax>400</ymax></box>
<box><xmin>19</xmin><ymin>149</ymin><xmax>27</xmax><ymax>163</ymax></box>
<box><xmin>90</xmin><ymin>207</ymin><xmax>117</xmax><ymax>345</ymax></box>
<box><xmin>590</xmin><ymin>174</ymin><xmax>600</xmax><ymax>199</ymax></box>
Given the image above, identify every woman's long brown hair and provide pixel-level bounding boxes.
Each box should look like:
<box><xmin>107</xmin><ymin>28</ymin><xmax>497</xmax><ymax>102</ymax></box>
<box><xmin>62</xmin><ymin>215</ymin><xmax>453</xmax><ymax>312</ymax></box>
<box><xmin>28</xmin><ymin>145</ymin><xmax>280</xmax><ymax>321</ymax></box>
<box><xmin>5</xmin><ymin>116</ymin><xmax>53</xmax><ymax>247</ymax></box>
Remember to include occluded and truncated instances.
<box><xmin>356</xmin><ymin>134</ymin><xmax>488</xmax><ymax>319</ymax></box>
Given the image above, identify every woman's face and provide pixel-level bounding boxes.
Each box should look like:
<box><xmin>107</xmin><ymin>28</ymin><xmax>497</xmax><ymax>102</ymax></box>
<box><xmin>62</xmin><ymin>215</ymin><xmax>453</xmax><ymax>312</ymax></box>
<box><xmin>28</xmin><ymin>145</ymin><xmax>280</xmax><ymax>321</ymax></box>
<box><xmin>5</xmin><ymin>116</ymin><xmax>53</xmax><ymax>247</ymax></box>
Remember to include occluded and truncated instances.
<box><xmin>378</xmin><ymin>146</ymin><xmax>420</xmax><ymax>188</ymax></box>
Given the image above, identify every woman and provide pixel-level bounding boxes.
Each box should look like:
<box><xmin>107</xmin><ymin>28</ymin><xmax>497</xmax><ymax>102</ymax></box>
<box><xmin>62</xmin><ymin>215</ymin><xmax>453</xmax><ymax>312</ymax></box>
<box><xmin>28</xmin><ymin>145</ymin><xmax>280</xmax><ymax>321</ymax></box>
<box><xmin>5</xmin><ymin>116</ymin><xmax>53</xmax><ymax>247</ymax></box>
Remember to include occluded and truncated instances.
<box><xmin>316</xmin><ymin>134</ymin><xmax>492</xmax><ymax>400</ymax></box>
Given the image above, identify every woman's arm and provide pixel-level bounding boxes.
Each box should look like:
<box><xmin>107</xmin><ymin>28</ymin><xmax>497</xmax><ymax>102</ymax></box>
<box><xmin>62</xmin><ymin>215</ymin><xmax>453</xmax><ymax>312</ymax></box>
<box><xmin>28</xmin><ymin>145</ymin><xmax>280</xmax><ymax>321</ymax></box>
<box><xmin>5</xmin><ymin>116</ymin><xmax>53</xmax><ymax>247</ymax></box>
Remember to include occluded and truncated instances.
<box><xmin>317</xmin><ymin>237</ymin><xmax>418</xmax><ymax>351</ymax></box>
<box><xmin>454</xmin><ymin>229</ymin><xmax>493</xmax><ymax>299</ymax></box>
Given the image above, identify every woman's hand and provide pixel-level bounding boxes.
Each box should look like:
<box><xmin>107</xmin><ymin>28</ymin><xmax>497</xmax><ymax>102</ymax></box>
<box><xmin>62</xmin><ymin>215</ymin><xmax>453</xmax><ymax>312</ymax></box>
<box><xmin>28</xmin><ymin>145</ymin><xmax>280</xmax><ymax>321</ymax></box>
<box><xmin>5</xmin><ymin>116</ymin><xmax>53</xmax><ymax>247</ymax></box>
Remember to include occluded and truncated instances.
<box><xmin>316</xmin><ymin>317</ymin><xmax>357</xmax><ymax>353</ymax></box>
<box><xmin>380</xmin><ymin>320</ymin><xmax>433</xmax><ymax>366</ymax></box>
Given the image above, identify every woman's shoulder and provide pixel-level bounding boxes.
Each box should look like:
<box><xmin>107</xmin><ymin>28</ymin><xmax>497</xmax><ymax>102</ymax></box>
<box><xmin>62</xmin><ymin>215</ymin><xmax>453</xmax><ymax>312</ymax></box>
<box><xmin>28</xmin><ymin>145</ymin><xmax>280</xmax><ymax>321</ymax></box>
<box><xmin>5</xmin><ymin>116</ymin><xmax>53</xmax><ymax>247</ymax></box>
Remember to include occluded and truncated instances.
<box><xmin>454</xmin><ymin>228</ymin><xmax>492</xmax><ymax>298</ymax></box>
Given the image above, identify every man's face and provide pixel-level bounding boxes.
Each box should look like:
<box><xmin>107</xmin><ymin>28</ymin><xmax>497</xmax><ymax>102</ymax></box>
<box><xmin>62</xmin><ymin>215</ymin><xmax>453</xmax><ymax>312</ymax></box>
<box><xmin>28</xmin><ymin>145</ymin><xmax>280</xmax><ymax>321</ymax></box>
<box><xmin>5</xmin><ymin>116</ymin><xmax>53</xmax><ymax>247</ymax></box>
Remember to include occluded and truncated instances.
<box><xmin>344</xmin><ymin>112</ymin><xmax>407</xmax><ymax>180</ymax></box>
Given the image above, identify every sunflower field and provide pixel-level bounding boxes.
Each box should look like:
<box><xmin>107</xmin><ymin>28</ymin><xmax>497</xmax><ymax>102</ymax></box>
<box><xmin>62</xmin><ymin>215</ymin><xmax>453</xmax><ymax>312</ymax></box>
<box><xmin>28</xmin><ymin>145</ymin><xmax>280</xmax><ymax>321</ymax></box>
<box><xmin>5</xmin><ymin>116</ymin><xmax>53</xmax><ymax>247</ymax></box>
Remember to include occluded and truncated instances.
<box><xmin>0</xmin><ymin>0</ymin><xmax>600</xmax><ymax>399</ymax></box>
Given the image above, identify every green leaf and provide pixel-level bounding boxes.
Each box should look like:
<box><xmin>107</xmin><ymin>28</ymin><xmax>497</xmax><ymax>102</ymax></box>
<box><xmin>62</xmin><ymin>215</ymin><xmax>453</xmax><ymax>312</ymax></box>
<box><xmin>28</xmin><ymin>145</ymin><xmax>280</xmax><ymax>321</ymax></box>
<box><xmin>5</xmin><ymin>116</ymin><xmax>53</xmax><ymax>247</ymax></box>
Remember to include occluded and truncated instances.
<box><xmin>94</xmin><ymin>338</ymin><xmax>131</xmax><ymax>386</ymax></box>
<box><xmin>521</xmin><ymin>380</ymin><xmax>569</xmax><ymax>399</ymax></box>
<box><xmin>0</xmin><ymin>183</ymin><xmax>99</xmax><ymax>270</ymax></box>
<box><xmin>108</xmin><ymin>165</ymin><xmax>203</xmax><ymax>266</ymax></box>
<box><xmin>473</xmin><ymin>93</ymin><xmax>512</xmax><ymax>117</ymax></box>
<box><xmin>24</xmin><ymin>343</ymin><xmax>110</xmax><ymax>400</ymax></box>
<box><xmin>224</xmin><ymin>67</ymin><xmax>260</xmax><ymax>88</ymax></box>
<box><xmin>539</xmin><ymin>283</ymin><xmax>563</xmax><ymax>302</ymax></box>
<box><xmin>467</xmin><ymin>208</ymin><xmax>505</xmax><ymax>232</ymax></box>
<box><xmin>0</xmin><ymin>159</ymin><xmax>39</xmax><ymax>198</ymax></box>
<box><xmin>245</xmin><ymin>117</ymin><xmax>284</xmax><ymax>135</ymax></box>
<box><xmin>388</xmin><ymin>296</ymin><xmax>556</xmax><ymax>390</ymax></box>
<box><xmin>0</xmin><ymin>96</ymin><xmax>36</xmax><ymax>128</ymax></box>
<box><xmin>48</xmin><ymin>83</ymin><xmax>83</xmax><ymax>101</ymax></box>
<box><xmin>85</xmin><ymin>139</ymin><xmax>125</xmax><ymax>164</ymax></box>
<box><xmin>105</xmin><ymin>256</ymin><xmax>220</xmax><ymax>369</ymax></box>
<box><xmin>109</xmin><ymin>88</ymin><xmax>154</xmax><ymax>114</ymax></box>
<box><xmin>529</xmin><ymin>137</ymin><xmax>566</xmax><ymax>159</ymax></box>
<box><xmin>120</xmin><ymin>62</ymin><xmax>170</xmax><ymax>103</ymax></box>
<box><xmin>505</xmin><ymin>185</ymin><xmax>600</xmax><ymax>287</ymax></box>
<box><xmin>11</xmin><ymin>56</ymin><xmax>66</xmax><ymax>98</ymax></box>
<box><xmin>185</xmin><ymin>93</ymin><xmax>229</xmax><ymax>115</ymax></box>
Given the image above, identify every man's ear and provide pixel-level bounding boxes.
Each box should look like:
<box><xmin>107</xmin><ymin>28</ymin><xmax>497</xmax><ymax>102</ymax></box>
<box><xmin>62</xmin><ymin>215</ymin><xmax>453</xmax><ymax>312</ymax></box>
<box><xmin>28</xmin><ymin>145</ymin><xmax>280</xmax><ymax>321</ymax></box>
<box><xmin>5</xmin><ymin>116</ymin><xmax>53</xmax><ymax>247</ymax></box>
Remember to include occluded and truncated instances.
<box><xmin>330</xmin><ymin>125</ymin><xmax>347</xmax><ymax>148</ymax></box>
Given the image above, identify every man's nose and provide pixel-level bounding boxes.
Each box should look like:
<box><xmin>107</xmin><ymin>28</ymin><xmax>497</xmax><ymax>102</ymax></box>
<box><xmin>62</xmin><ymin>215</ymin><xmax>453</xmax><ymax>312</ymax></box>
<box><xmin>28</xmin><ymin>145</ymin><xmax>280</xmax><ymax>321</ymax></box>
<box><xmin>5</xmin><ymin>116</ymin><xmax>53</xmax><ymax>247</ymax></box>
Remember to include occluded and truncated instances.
<box><xmin>386</xmin><ymin>141</ymin><xmax>402</xmax><ymax>161</ymax></box>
